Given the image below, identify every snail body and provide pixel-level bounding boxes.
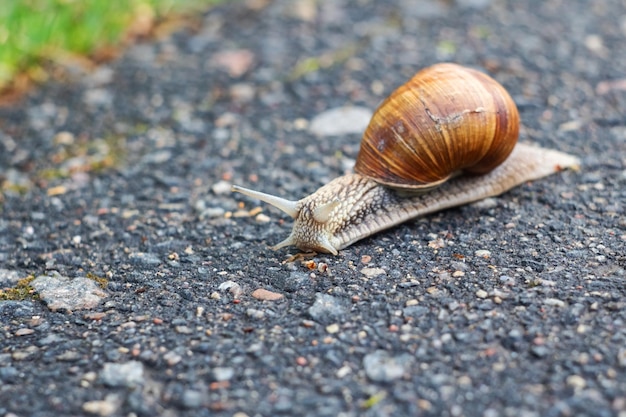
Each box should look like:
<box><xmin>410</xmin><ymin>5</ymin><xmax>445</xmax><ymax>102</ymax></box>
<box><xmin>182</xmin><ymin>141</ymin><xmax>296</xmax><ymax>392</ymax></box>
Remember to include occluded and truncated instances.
<box><xmin>232</xmin><ymin>63</ymin><xmax>579</xmax><ymax>255</ymax></box>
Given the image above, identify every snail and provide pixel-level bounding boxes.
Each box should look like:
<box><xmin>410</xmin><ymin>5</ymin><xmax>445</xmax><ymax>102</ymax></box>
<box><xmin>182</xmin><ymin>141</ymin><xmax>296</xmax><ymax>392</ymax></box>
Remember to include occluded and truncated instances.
<box><xmin>231</xmin><ymin>63</ymin><xmax>579</xmax><ymax>255</ymax></box>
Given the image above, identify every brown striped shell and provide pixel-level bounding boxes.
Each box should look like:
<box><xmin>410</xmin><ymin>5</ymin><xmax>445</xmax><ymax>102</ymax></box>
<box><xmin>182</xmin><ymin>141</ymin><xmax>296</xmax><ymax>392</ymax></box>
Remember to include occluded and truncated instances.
<box><xmin>354</xmin><ymin>63</ymin><xmax>520</xmax><ymax>191</ymax></box>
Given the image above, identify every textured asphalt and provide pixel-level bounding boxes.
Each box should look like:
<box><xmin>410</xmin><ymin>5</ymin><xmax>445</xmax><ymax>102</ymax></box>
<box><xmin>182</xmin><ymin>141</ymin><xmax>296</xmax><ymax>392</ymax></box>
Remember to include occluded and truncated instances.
<box><xmin>0</xmin><ymin>0</ymin><xmax>625</xmax><ymax>416</ymax></box>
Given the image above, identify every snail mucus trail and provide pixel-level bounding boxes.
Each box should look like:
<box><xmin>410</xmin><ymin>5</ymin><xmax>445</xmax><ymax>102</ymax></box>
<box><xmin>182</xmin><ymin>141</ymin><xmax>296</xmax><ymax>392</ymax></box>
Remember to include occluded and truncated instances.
<box><xmin>231</xmin><ymin>63</ymin><xmax>580</xmax><ymax>255</ymax></box>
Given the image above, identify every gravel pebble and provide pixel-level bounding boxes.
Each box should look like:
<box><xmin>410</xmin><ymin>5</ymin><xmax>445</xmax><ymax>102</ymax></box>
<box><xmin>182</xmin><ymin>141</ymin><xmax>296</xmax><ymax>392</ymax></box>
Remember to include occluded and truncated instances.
<box><xmin>199</xmin><ymin>207</ymin><xmax>226</xmax><ymax>219</ymax></box>
<box><xmin>308</xmin><ymin>293</ymin><xmax>349</xmax><ymax>324</ymax></box>
<box><xmin>363</xmin><ymin>350</ymin><xmax>413</xmax><ymax>382</ymax></box>
<box><xmin>566</xmin><ymin>375</ymin><xmax>586</xmax><ymax>390</ymax></box>
<box><xmin>212</xmin><ymin>367</ymin><xmax>234</xmax><ymax>382</ymax></box>
<box><xmin>544</xmin><ymin>298</ymin><xmax>566</xmax><ymax>307</ymax></box>
<box><xmin>175</xmin><ymin>325</ymin><xmax>193</xmax><ymax>334</ymax></box>
<box><xmin>0</xmin><ymin>269</ymin><xmax>22</xmax><ymax>287</ymax></box>
<box><xmin>82</xmin><ymin>395</ymin><xmax>121</xmax><ymax>416</ymax></box>
<box><xmin>360</xmin><ymin>267</ymin><xmax>387</xmax><ymax>278</ymax></box>
<box><xmin>181</xmin><ymin>390</ymin><xmax>204</xmax><ymax>409</ymax></box>
<box><xmin>252</xmin><ymin>288</ymin><xmax>284</xmax><ymax>301</ymax></box>
<box><xmin>246</xmin><ymin>308</ymin><xmax>265</xmax><ymax>319</ymax></box>
<box><xmin>128</xmin><ymin>252</ymin><xmax>162</xmax><ymax>267</ymax></box>
<box><xmin>325</xmin><ymin>323</ymin><xmax>340</xmax><ymax>334</ymax></box>
<box><xmin>218</xmin><ymin>280</ymin><xmax>243</xmax><ymax>298</ymax></box>
<box><xmin>99</xmin><ymin>361</ymin><xmax>145</xmax><ymax>388</ymax></box>
<box><xmin>0</xmin><ymin>366</ymin><xmax>19</xmax><ymax>383</ymax></box>
<box><xmin>476</xmin><ymin>289</ymin><xmax>489</xmax><ymax>299</ymax></box>
<box><xmin>163</xmin><ymin>351</ymin><xmax>182</xmax><ymax>366</ymax></box>
<box><xmin>618</xmin><ymin>348</ymin><xmax>626</xmax><ymax>368</ymax></box>
<box><xmin>309</xmin><ymin>106</ymin><xmax>372</xmax><ymax>136</ymax></box>
<box><xmin>211</xmin><ymin>180</ymin><xmax>232</xmax><ymax>195</ymax></box>
<box><xmin>31</xmin><ymin>272</ymin><xmax>107</xmax><ymax>312</ymax></box>
<box><xmin>403</xmin><ymin>305</ymin><xmax>428</xmax><ymax>318</ymax></box>
<box><xmin>474</xmin><ymin>250</ymin><xmax>492</xmax><ymax>258</ymax></box>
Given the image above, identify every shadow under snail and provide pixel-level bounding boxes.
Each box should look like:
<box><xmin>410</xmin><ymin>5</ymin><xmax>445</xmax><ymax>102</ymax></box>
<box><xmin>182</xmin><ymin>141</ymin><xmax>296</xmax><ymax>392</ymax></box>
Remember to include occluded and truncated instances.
<box><xmin>232</xmin><ymin>63</ymin><xmax>580</xmax><ymax>255</ymax></box>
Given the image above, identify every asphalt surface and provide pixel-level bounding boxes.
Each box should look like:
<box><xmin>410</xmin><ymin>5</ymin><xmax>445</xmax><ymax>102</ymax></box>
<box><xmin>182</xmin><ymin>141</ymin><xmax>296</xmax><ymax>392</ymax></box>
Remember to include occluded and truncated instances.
<box><xmin>1</xmin><ymin>0</ymin><xmax>625</xmax><ymax>416</ymax></box>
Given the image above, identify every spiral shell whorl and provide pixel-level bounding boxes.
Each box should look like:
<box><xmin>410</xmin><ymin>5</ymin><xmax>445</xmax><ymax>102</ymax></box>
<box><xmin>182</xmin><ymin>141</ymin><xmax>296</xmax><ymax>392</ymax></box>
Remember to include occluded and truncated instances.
<box><xmin>354</xmin><ymin>63</ymin><xmax>520</xmax><ymax>190</ymax></box>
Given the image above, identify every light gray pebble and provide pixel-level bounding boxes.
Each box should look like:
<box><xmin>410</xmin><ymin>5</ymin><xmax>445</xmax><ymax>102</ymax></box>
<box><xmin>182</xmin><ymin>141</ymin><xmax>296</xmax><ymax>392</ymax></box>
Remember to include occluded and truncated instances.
<box><xmin>544</xmin><ymin>298</ymin><xmax>566</xmax><ymax>307</ymax></box>
<box><xmin>246</xmin><ymin>308</ymin><xmax>265</xmax><ymax>319</ymax></box>
<box><xmin>483</xmin><ymin>409</ymin><xmax>499</xmax><ymax>417</ymax></box>
<box><xmin>400</xmin><ymin>0</ymin><xmax>448</xmax><ymax>18</ymax></box>
<box><xmin>128</xmin><ymin>252</ymin><xmax>162</xmax><ymax>267</ymax></box>
<box><xmin>83</xmin><ymin>66</ymin><xmax>114</xmax><ymax>87</ymax></box>
<box><xmin>181</xmin><ymin>390</ymin><xmax>204</xmax><ymax>409</ymax></box>
<box><xmin>309</xmin><ymin>106</ymin><xmax>372</xmax><ymax>137</ymax></box>
<box><xmin>618</xmin><ymin>348</ymin><xmax>626</xmax><ymax>368</ymax></box>
<box><xmin>363</xmin><ymin>350</ymin><xmax>413</xmax><ymax>382</ymax></box>
<box><xmin>569</xmin><ymin>303</ymin><xmax>586</xmax><ymax>316</ymax></box>
<box><xmin>175</xmin><ymin>325</ymin><xmax>193</xmax><ymax>334</ymax></box>
<box><xmin>276</xmin><ymin>271</ymin><xmax>310</xmax><ymax>292</ymax></box>
<box><xmin>163</xmin><ymin>351</ymin><xmax>182</xmax><ymax>366</ymax></box>
<box><xmin>451</xmin><ymin>261</ymin><xmax>469</xmax><ymax>271</ymax></box>
<box><xmin>0</xmin><ymin>269</ymin><xmax>21</xmax><ymax>287</ymax></box>
<box><xmin>83</xmin><ymin>88</ymin><xmax>114</xmax><ymax>107</ymax></box>
<box><xmin>499</xmin><ymin>275</ymin><xmax>515</xmax><ymax>285</ymax></box>
<box><xmin>82</xmin><ymin>394</ymin><xmax>121</xmax><ymax>416</ymax></box>
<box><xmin>0</xmin><ymin>366</ymin><xmax>19</xmax><ymax>383</ymax></box>
<box><xmin>31</xmin><ymin>272</ymin><xmax>107</xmax><ymax>312</ymax></box>
<box><xmin>212</xmin><ymin>367</ymin><xmax>234</xmax><ymax>381</ymax></box>
<box><xmin>218</xmin><ymin>280</ymin><xmax>243</xmax><ymax>298</ymax></box>
<box><xmin>0</xmin><ymin>301</ymin><xmax>37</xmax><ymax>318</ymax></box>
<box><xmin>308</xmin><ymin>293</ymin><xmax>349</xmax><ymax>324</ymax></box>
<box><xmin>211</xmin><ymin>180</ymin><xmax>232</xmax><ymax>195</ymax></box>
<box><xmin>403</xmin><ymin>305</ymin><xmax>428</xmax><ymax>318</ymax></box>
<box><xmin>531</xmin><ymin>345</ymin><xmax>551</xmax><ymax>358</ymax></box>
<box><xmin>199</xmin><ymin>207</ymin><xmax>226</xmax><ymax>219</ymax></box>
<box><xmin>141</xmin><ymin>150</ymin><xmax>172</xmax><ymax>165</ymax></box>
<box><xmin>455</xmin><ymin>0</ymin><xmax>492</xmax><ymax>10</ymax></box>
<box><xmin>100</xmin><ymin>361</ymin><xmax>145</xmax><ymax>388</ymax></box>
<box><xmin>57</xmin><ymin>351</ymin><xmax>81</xmax><ymax>362</ymax></box>
<box><xmin>230</xmin><ymin>83</ymin><xmax>255</xmax><ymax>103</ymax></box>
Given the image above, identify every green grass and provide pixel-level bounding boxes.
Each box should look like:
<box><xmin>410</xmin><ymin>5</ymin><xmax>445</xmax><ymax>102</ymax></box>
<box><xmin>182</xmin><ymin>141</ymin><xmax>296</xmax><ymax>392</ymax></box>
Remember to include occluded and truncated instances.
<box><xmin>0</xmin><ymin>0</ymin><xmax>222</xmax><ymax>91</ymax></box>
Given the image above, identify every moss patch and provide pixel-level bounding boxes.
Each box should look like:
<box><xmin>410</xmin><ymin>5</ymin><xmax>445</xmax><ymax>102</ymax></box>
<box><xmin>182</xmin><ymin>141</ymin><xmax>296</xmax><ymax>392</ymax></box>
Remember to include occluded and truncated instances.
<box><xmin>0</xmin><ymin>276</ymin><xmax>38</xmax><ymax>301</ymax></box>
<box><xmin>86</xmin><ymin>272</ymin><xmax>109</xmax><ymax>289</ymax></box>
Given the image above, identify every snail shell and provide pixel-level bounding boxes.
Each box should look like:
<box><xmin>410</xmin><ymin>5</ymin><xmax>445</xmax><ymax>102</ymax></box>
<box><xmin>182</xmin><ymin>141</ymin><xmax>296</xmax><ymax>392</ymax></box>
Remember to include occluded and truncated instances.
<box><xmin>355</xmin><ymin>63</ymin><xmax>520</xmax><ymax>190</ymax></box>
<box><xmin>231</xmin><ymin>63</ymin><xmax>579</xmax><ymax>255</ymax></box>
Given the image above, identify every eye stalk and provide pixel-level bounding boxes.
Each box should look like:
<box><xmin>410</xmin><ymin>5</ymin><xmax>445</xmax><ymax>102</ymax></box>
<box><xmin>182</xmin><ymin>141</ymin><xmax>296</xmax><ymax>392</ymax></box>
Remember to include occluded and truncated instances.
<box><xmin>231</xmin><ymin>185</ymin><xmax>299</xmax><ymax>218</ymax></box>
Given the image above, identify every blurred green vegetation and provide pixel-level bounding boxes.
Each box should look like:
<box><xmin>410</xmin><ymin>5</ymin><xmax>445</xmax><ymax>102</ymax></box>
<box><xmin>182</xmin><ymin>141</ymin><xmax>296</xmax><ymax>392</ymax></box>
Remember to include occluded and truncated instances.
<box><xmin>0</xmin><ymin>0</ymin><xmax>222</xmax><ymax>92</ymax></box>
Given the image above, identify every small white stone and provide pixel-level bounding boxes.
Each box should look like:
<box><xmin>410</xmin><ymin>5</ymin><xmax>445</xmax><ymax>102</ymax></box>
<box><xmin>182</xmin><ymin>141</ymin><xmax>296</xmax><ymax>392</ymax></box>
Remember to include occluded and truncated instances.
<box><xmin>255</xmin><ymin>213</ymin><xmax>271</xmax><ymax>223</ymax></box>
<box><xmin>544</xmin><ymin>298</ymin><xmax>566</xmax><ymax>307</ymax></box>
<box><xmin>336</xmin><ymin>365</ymin><xmax>351</xmax><ymax>378</ymax></box>
<box><xmin>218</xmin><ymin>280</ymin><xmax>242</xmax><ymax>298</ymax></box>
<box><xmin>326</xmin><ymin>323</ymin><xmax>340</xmax><ymax>334</ymax></box>
<box><xmin>211</xmin><ymin>180</ymin><xmax>232</xmax><ymax>195</ymax></box>
<box><xmin>82</xmin><ymin>395</ymin><xmax>121</xmax><ymax>416</ymax></box>
<box><xmin>360</xmin><ymin>267</ymin><xmax>387</xmax><ymax>278</ymax></box>
<box><xmin>100</xmin><ymin>361</ymin><xmax>144</xmax><ymax>387</ymax></box>
<box><xmin>566</xmin><ymin>374</ymin><xmax>586</xmax><ymax>389</ymax></box>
